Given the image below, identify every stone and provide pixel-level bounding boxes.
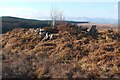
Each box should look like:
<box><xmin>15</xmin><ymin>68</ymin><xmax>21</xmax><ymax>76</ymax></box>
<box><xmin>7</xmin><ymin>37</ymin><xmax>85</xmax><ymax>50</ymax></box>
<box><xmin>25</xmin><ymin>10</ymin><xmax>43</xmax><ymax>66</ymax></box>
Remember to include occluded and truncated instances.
<box><xmin>107</xmin><ymin>29</ymin><xmax>113</xmax><ymax>33</ymax></box>
<box><xmin>89</xmin><ymin>25</ymin><xmax>97</xmax><ymax>36</ymax></box>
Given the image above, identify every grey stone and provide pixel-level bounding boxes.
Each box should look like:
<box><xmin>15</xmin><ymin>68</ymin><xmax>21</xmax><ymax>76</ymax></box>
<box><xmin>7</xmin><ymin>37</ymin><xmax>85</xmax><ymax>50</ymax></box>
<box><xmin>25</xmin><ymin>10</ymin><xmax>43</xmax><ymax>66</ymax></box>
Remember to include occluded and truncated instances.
<box><xmin>89</xmin><ymin>25</ymin><xmax>97</xmax><ymax>36</ymax></box>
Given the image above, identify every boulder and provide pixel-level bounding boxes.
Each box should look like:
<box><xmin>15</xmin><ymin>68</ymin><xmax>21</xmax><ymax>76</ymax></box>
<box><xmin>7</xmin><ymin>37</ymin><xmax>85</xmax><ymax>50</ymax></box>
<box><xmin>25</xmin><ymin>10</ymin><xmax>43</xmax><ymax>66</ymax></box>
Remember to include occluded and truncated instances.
<box><xmin>89</xmin><ymin>25</ymin><xmax>98</xmax><ymax>36</ymax></box>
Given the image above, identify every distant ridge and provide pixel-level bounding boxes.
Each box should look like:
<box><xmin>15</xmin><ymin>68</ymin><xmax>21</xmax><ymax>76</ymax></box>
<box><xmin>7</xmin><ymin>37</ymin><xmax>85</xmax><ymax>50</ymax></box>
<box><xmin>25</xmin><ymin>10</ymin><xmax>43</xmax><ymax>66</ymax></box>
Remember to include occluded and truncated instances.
<box><xmin>1</xmin><ymin>16</ymin><xmax>51</xmax><ymax>33</ymax></box>
<box><xmin>1</xmin><ymin>16</ymin><xmax>89</xmax><ymax>33</ymax></box>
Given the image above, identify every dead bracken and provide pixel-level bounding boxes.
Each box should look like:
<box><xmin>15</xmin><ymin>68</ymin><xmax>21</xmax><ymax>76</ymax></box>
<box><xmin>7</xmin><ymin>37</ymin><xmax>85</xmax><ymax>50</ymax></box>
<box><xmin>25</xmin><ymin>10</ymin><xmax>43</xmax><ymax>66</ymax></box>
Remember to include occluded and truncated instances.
<box><xmin>1</xmin><ymin>25</ymin><xmax>120</xmax><ymax>78</ymax></box>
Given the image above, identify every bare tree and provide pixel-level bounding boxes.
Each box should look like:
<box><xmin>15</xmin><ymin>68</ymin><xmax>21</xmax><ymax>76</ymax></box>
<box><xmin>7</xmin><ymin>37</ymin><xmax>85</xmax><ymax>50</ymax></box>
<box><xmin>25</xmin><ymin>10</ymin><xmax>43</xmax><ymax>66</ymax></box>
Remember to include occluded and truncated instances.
<box><xmin>58</xmin><ymin>11</ymin><xmax>65</xmax><ymax>26</ymax></box>
<box><xmin>50</xmin><ymin>6</ymin><xmax>65</xmax><ymax>27</ymax></box>
<box><xmin>50</xmin><ymin>7</ymin><xmax>58</xmax><ymax>27</ymax></box>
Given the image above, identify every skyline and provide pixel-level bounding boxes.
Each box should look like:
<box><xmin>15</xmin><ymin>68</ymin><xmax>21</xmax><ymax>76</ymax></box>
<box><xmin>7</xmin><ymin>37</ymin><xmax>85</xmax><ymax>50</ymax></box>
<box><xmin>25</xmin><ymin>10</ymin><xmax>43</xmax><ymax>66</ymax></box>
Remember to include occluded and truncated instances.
<box><xmin>0</xmin><ymin>0</ymin><xmax>118</xmax><ymax>22</ymax></box>
<box><xmin>1</xmin><ymin>0</ymin><xmax>119</xmax><ymax>2</ymax></box>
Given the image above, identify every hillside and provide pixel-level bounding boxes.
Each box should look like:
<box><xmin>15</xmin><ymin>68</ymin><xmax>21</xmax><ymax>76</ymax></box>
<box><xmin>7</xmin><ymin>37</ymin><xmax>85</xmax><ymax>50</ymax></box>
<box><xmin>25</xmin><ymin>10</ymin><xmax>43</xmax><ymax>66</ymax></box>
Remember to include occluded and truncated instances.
<box><xmin>1</xmin><ymin>16</ymin><xmax>50</xmax><ymax>33</ymax></box>
<box><xmin>1</xmin><ymin>16</ymin><xmax>89</xmax><ymax>34</ymax></box>
<box><xmin>1</xmin><ymin>25</ymin><xmax>120</xmax><ymax>79</ymax></box>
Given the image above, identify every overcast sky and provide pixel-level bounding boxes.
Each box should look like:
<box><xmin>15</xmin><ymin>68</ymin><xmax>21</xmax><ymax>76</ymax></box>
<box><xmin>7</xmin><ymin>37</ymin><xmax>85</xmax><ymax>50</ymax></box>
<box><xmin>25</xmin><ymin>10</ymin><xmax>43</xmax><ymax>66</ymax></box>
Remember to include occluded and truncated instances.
<box><xmin>0</xmin><ymin>0</ymin><xmax>119</xmax><ymax>20</ymax></box>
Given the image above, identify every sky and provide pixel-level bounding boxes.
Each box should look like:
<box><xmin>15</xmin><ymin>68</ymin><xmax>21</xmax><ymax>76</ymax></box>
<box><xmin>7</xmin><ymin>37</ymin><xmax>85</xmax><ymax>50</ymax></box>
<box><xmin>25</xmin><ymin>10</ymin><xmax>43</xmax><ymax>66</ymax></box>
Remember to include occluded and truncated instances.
<box><xmin>0</xmin><ymin>0</ymin><xmax>119</xmax><ymax>20</ymax></box>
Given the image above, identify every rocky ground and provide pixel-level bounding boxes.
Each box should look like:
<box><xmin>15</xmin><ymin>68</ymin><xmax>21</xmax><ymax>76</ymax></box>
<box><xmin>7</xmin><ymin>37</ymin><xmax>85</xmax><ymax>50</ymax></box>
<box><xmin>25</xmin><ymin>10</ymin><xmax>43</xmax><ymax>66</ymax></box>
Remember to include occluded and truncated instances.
<box><xmin>0</xmin><ymin>25</ymin><xmax>120</xmax><ymax>79</ymax></box>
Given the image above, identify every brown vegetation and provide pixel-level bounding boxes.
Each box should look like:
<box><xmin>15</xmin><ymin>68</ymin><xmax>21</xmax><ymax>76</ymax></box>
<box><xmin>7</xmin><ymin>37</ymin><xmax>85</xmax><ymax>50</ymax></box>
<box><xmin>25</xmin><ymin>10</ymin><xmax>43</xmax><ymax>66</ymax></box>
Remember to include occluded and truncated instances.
<box><xmin>1</xmin><ymin>25</ymin><xmax>120</xmax><ymax>79</ymax></box>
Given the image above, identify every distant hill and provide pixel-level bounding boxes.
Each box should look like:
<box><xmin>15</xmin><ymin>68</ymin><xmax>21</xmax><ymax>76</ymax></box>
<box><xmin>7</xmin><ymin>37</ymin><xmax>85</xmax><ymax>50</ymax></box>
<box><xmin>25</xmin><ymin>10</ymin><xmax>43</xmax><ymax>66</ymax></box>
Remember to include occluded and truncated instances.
<box><xmin>66</xmin><ymin>17</ymin><xmax>118</xmax><ymax>24</ymax></box>
<box><xmin>1</xmin><ymin>16</ymin><xmax>89</xmax><ymax>33</ymax></box>
<box><xmin>1</xmin><ymin>16</ymin><xmax>51</xmax><ymax>33</ymax></box>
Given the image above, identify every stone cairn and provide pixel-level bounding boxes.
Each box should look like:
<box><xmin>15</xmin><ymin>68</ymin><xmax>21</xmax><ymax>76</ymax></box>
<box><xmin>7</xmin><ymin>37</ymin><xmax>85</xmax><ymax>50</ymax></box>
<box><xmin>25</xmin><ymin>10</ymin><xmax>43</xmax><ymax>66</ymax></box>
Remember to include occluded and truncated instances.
<box><xmin>35</xmin><ymin>28</ymin><xmax>53</xmax><ymax>41</ymax></box>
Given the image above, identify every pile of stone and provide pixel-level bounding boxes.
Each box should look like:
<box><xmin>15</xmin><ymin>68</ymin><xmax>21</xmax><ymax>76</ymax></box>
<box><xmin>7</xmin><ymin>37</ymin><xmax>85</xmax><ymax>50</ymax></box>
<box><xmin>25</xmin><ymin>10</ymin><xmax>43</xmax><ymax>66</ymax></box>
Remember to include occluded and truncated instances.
<box><xmin>34</xmin><ymin>28</ymin><xmax>53</xmax><ymax>41</ymax></box>
<box><xmin>78</xmin><ymin>25</ymin><xmax>98</xmax><ymax>37</ymax></box>
<box><xmin>27</xmin><ymin>25</ymin><xmax>98</xmax><ymax>41</ymax></box>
